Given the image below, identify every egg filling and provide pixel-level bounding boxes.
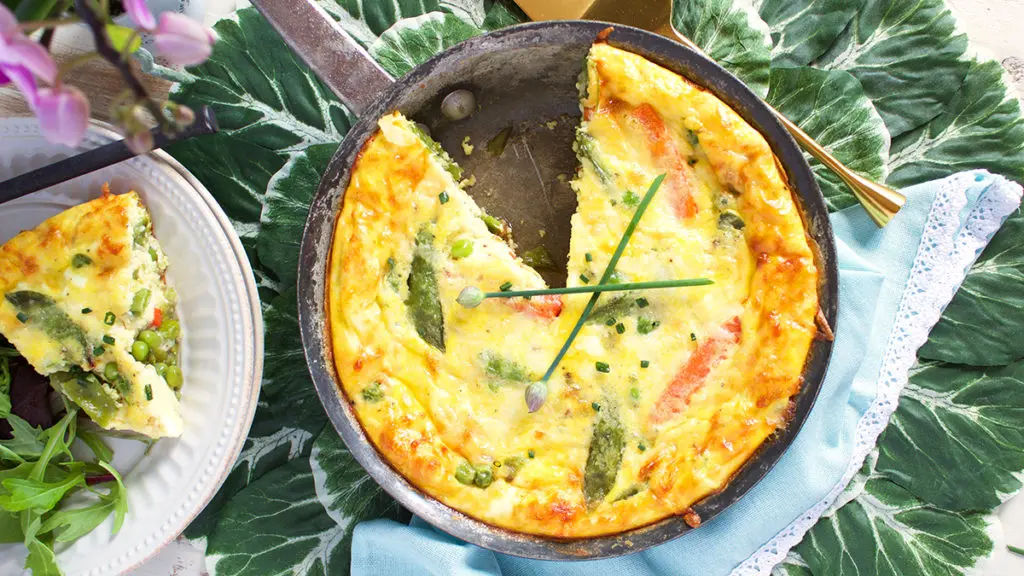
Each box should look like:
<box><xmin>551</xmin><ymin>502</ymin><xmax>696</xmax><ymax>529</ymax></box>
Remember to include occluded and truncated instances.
<box><xmin>327</xmin><ymin>43</ymin><xmax>819</xmax><ymax>536</ymax></box>
<box><xmin>0</xmin><ymin>187</ymin><xmax>184</xmax><ymax>438</ymax></box>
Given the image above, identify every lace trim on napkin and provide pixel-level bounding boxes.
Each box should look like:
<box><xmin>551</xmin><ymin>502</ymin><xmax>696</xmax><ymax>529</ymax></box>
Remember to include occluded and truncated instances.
<box><xmin>734</xmin><ymin>173</ymin><xmax>1024</xmax><ymax>575</ymax></box>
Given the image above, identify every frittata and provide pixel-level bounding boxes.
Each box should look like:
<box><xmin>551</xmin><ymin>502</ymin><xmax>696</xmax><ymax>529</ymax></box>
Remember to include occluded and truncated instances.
<box><xmin>327</xmin><ymin>42</ymin><xmax>819</xmax><ymax>537</ymax></box>
<box><xmin>0</xmin><ymin>187</ymin><xmax>184</xmax><ymax>438</ymax></box>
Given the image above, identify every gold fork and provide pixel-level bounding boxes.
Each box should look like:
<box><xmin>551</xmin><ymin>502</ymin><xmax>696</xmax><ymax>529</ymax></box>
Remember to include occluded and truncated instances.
<box><xmin>514</xmin><ymin>0</ymin><xmax>906</xmax><ymax>227</ymax></box>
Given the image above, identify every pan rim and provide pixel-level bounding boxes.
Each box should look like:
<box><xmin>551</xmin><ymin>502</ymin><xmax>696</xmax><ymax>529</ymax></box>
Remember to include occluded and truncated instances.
<box><xmin>296</xmin><ymin>19</ymin><xmax>839</xmax><ymax>561</ymax></box>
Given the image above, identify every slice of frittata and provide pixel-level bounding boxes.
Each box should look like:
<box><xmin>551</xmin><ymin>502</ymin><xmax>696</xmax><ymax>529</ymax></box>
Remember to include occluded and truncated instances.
<box><xmin>0</xmin><ymin>186</ymin><xmax>184</xmax><ymax>438</ymax></box>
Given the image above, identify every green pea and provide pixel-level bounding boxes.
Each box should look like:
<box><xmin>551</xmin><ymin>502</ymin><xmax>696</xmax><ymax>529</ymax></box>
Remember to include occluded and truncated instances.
<box><xmin>150</xmin><ymin>345</ymin><xmax>167</xmax><ymax>361</ymax></box>
<box><xmin>103</xmin><ymin>362</ymin><xmax>119</xmax><ymax>382</ymax></box>
<box><xmin>455</xmin><ymin>461</ymin><xmax>476</xmax><ymax>485</ymax></box>
<box><xmin>160</xmin><ymin>319</ymin><xmax>180</xmax><ymax>340</ymax></box>
<box><xmin>138</xmin><ymin>329</ymin><xmax>162</xmax><ymax>350</ymax></box>
<box><xmin>154</xmin><ymin>362</ymin><xmax>168</xmax><ymax>377</ymax></box>
<box><xmin>450</xmin><ymin>239</ymin><xmax>474</xmax><ymax>259</ymax></box>
<box><xmin>131</xmin><ymin>340</ymin><xmax>150</xmax><ymax>361</ymax></box>
<box><xmin>131</xmin><ymin>289</ymin><xmax>151</xmax><ymax>315</ymax></box>
<box><xmin>165</xmin><ymin>365</ymin><xmax>183</xmax><ymax>389</ymax></box>
<box><xmin>473</xmin><ymin>465</ymin><xmax>493</xmax><ymax>488</ymax></box>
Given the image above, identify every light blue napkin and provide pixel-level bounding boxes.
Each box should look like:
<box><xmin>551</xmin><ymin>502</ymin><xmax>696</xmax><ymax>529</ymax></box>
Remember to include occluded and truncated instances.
<box><xmin>351</xmin><ymin>171</ymin><xmax>1021</xmax><ymax>576</ymax></box>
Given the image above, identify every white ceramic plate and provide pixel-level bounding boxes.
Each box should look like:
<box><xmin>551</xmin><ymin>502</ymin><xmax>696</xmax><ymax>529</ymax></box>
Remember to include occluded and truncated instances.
<box><xmin>0</xmin><ymin>119</ymin><xmax>263</xmax><ymax>575</ymax></box>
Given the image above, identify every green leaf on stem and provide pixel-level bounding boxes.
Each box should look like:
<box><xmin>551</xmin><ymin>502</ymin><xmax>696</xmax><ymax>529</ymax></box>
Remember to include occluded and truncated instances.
<box><xmin>105</xmin><ymin>24</ymin><xmax>142</xmax><ymax>54</ymax></box>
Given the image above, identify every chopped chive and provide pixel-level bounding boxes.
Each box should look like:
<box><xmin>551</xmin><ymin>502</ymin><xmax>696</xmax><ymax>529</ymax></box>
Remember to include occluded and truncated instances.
<box><xmin>622</xmin><ymin>190</ymin><xmax>640</xmax><ymax>208</ymax></box>
<box><xmin>595</xmin><ymin>361</ymin><xmax>610</xmax><ymax>373</ymax></box>
<box><xmin>527</xmin><ymin>175</ymin><xmax>666</xmax><ymax>411</ymax></box>
<box><xmin>638</xmin><ymin>442</ymin><xmax>646</xmax><ymax>452</ymax></box>
<box><xmin>15</xmin><ymin>312</ymin><xmax>29</xmax><ymax>323</ymax></box>
<box><xmin>636</xmin><ymin>297</ymin><xmax>649</xmax><ymax>308</ymax></box>
<box><xmin>528</xmin><ymin>449</ymin><xmax>535</xmax><ymax>459</ymax></box>
<box><xmin>102</xmin><ymin>335</ymin><xmax>115</xmax><ymax>345</ymax></box>
<box><xmin>690</xmin><ymin>332</ymin><xmax>697</xmax><ymax>341</ymax></box>
<box><xmin>144</xmin><ymin>384</ymin><xmax>153</xmax><ymax>401</ymax></box>
<box><xmin>630</xmin><ymin>386</ymin><xmax>641</xmax><ymax>401</ymax></box>
<box><xmin>687</xmin><ymin>157</ymin><xmax>698</xmax><ymax>166</ymax></box>
<box><xmin>82</xmin><ymin>308</ymin><xmax>92</xmax><ymax>314</ymax></box>
<box><xmin>615</xmin><ymin>323</ymin><xmax>626</xmax><ymax>334</ymax></box>
<box><xmin>579</xmin><ymin>274</ymin><xmax>590</xmax><ymax>284</ymax></box>
<box><xmin>585</xmin><ymin>252</ymin><xmax>593</xmax><ymax>262</ymax></box>
<box><xmin>499</xmin><ymin>281</ymin><xmax>513</xmax><ymax>292</ymax></box>
<box><xmin>93</xmin><ymin>345</ymin><xmax>105</xmax><ymax>356</ymax></box>
<box><xmin>71</xmin><ymin>253</ymin><xmax>92</xmax><ymax>268</ymax></box>
<box><xmin>605</xmin><ymin>318</ymin><xmax>616</xmax><ymax>326</ymax></box>
<box><xmin>104</xmin><ymin>312</ymin><xmax>116</xmax><ymax>325</ymax></box>
<box><xmin>1008</xmin><ymin>544</ymin><xmax>1024</xmax><ymax>556</ymax></box>
<box><xmin>439</xmin><ymin>191</ymin><xmax>450</xmax><ymax>204</ymax></box>
<box><xmin>686</xmin><ymin>129</ymin><xmax>699</xmax><ymax>145</ymax></box>
<box><xmin>591</xmin><ymin>401</ymin><xmax>601</xmax><ymax>411</ymax></box>
<box><xmin>640</xmin><ymin>360</ymin><xmax>650</xmax><ymax>368</ymax></box>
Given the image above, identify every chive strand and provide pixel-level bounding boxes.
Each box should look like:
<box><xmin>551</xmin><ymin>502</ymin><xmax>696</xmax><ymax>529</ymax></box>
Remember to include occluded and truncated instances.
<box><xmin>538</xmin><ymin>174</ymin><xmax>666</xmax><ymax>384</ymax></box>
<box><xmin>483</xmin><ymin>278</ymin><xmax>711</xmax><ymax>299</ymax></box>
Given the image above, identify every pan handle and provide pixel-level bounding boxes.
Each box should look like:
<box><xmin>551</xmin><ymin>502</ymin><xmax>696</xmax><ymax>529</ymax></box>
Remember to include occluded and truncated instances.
<box><xmin>249</xmin><ymin>0</ymin><xmax>394</xmax><ymax>116</ymax></box>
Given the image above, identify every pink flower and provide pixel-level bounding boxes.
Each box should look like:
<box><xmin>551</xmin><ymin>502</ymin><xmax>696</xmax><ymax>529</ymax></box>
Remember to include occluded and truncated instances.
<box><xmin>0</xmin><ymin>4</ymin><xmax>57</xmax><ymax>83</ymax></box>
<box><xmin>0</xmin><ymin>64</ymin><xmax>38</xmax><ymax>107</ymax></box>
<box><xmin>154</xmin><ymin>12</ymin><xmax>215</xmax><ymax>67</ymax></box>
<box><xmin>124</xmin><ymin>0</ymin><xmax>156</xmax><ymax>31</ymax></box>
<box><xmin>35</xmin><ymin>85</ymin><xmax>90</xmax><ymax>147</ymax></box>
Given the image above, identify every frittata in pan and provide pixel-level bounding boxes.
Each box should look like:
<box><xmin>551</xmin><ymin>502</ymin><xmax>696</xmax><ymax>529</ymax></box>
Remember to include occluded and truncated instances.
<box><xmin>0</xmin><ymin>188</ymin><xmax>184</xmax><ymax>438</ymax></box>
<box><xmin>327</xmin><ymin>42</ymin><xmax>819</xmax><ymax>536</ymax></box>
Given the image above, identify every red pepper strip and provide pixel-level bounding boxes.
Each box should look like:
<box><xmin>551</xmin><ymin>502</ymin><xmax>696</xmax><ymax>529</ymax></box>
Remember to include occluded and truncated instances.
<box><xmin>507</xmin><ymin>294</ymin><xmax>563</xmax><ymax>320</ymax></box>
<box><xmin>649</xmin><ymin>316</ymin><xmax>742</xmax><ymax>425</ymax></box>
<box><xmin>625</xmin><ymin>103</ymin><xmax>699</xmax><ymax>220</ymax></box>
<box><xmin>151</xmin><ymin>308</ymin><xmax>163</xmax><ymax>328</ymax></box>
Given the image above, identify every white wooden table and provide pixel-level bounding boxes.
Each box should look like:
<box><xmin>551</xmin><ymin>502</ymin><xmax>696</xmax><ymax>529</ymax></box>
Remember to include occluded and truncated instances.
<box><xmin>2</xmin><ymin>0</ymin><xmax>1022</xmax><ymax>574</ymax></box>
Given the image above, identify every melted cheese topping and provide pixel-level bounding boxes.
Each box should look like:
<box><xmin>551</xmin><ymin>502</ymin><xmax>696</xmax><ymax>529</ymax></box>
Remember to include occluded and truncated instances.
<box><xmin>328</xmin><ymin>43</ymin><xmax>819</xmax><ymax>537</ymax></box>
<box><xmin>0</xmin><ymin>190</ymin><xmax>183</xmax><ymax>438</ymax></box>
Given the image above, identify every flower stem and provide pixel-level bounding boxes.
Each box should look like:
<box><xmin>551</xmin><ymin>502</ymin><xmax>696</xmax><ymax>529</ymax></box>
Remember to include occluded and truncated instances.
<box><xmin>75</xmin><ymin>0</ymin><xmax>167</xmax><ymax>130</ymax></box>
<box><xmin>482</xmin><ymin>278</ymin><xmax>713</xmax><ymax>301</ymax></box>
<box><xmin>17</xmin><ymin>17</ymin><xmax>80</xmax><ymax>32</ymax></box>
<box><xmin>537</xmin><ymin>173</ymin><xmax>666</xmax><ymax>386</ymax></box>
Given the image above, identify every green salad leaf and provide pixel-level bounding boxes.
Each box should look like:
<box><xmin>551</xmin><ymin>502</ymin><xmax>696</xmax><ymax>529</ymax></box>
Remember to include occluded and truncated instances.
<box><xmin>766</xmin><ymin>66</ymin><xmax>889</xmax><ymax>211</ymax></box>
<box><xmin>816</xmin><ymin>0</ymin><xmax>970</xmax><ymax>139</ymax></box>
<box><xmin>671</xmin><ymin>0</ymin><xmax>772</xmax><ymax>98</ymax></box>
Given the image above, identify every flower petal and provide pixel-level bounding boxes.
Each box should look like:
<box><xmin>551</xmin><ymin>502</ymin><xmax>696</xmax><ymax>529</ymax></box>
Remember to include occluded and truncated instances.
<box><xmin>154</xmin><ymin>33</ymin><xmax>212</xmax><ymax>67</ymax></box>
<box><xmin>1</xmin><ymin>37</ymin><xmax>58</xmax><ymax>83</ymax></box>
<box><xmin>36</xmin><ymin>86</ymin><xmax>90</xmax><ymax>147</ymax></box>
<box><xmin>124</xmin><ymin>0</ymin><xmax>156</xmax><ymax>31</ymax></box>
<box><xmin>0</xmin><ymin>64</ymin><xmax>39</xmax><ymax>109</ymax></box>
<box><xmin>0</xmin><ymin>4</ymin><xmax>17</xmax><ymax>38</ymax></box>
<box><xmin>156</xmin><ymin>12</ymin><xmax>211</xmax><ymax>43</ymax></box>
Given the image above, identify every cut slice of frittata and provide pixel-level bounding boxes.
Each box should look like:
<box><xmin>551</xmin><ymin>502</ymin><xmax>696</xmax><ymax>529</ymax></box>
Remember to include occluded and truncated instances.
<box><xmin>0</xmin><ymin>186</ymin><xmax>184</xmax><ymax>438</ymax></box>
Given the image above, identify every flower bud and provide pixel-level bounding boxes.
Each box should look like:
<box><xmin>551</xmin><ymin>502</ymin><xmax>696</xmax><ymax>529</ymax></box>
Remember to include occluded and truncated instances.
<box><xmin>124</xmin><ymin>0</ymin><xmax>156</xmax><ymax>30</ymax></box>
<box><xmin>125</xmin><ymin>128</ymin><xmax>154</xmax><ymax>155</ymax></box>
<box><xmin>36</xmin><ymin>85</ymin><xmax>89</xmax><ymax>147</ymax></box>
<box><xmin>525</xmin><ymin>381</ymin><xmax>548</xmax><ymax>413</ymax></box>
<box><xmin>456</xmin><ymin>286</ymin><xmax>485</xmax><ymax>308</ymax></box>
